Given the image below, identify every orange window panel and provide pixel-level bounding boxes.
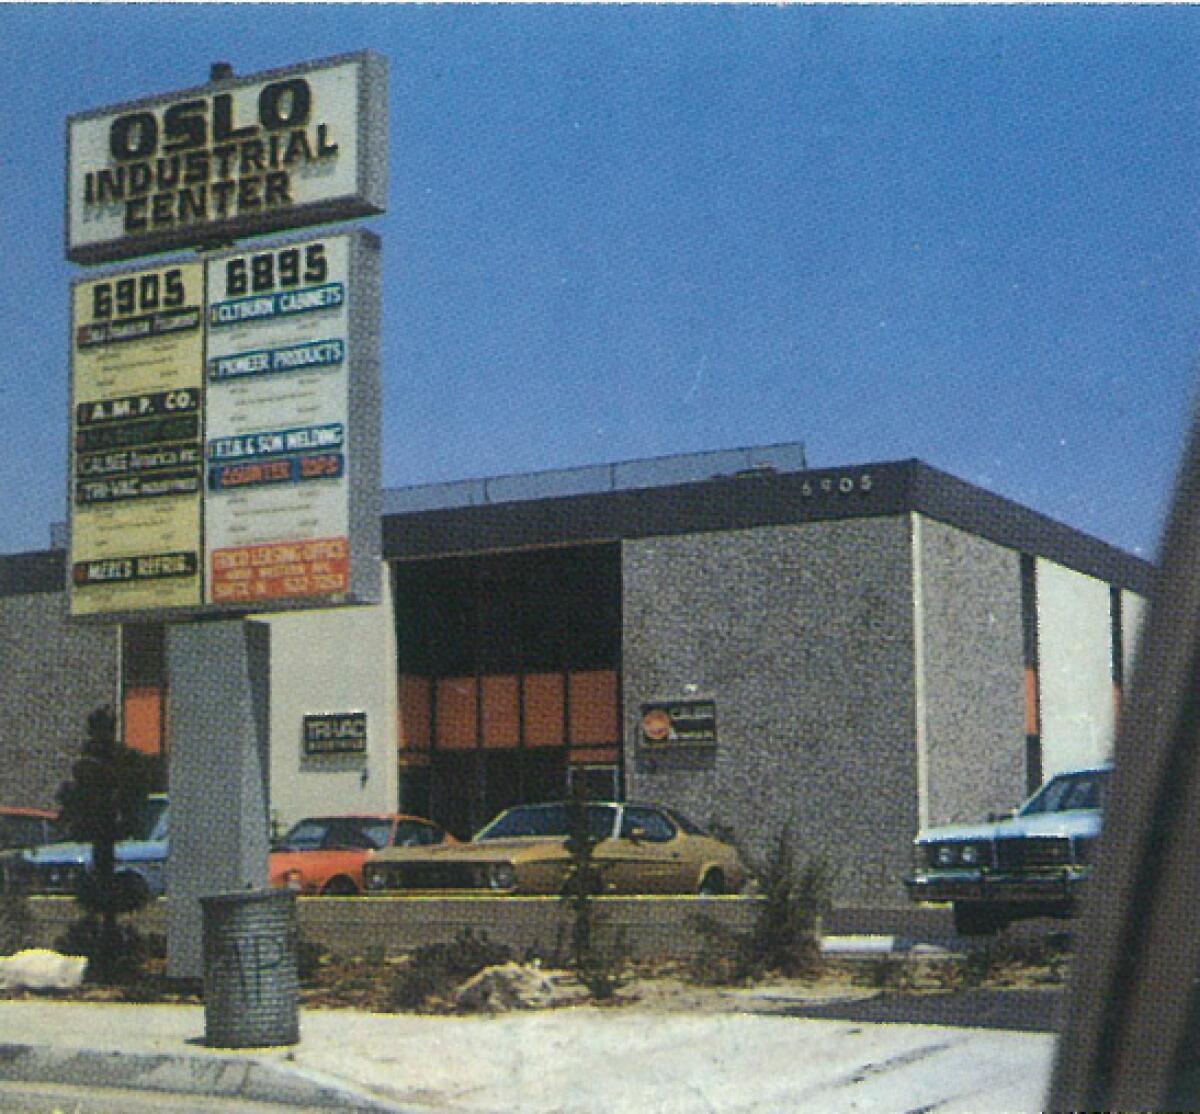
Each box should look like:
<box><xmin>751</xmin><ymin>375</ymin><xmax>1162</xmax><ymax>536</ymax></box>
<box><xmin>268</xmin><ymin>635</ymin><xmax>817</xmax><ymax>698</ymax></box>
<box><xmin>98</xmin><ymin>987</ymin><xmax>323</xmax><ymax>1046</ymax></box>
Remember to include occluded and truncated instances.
<box><xmin>399</xmin><ymin>675</ymin><xmax>431</xmax><ymax>751</ymax></box>
<box><xmin>123</xmin><ymin>686</ymin><xmax>162</xmax><ymax>755</ymax></box>
<box><xmin>482</xmin><ymin>675</ymin><xmax>520</xmax><ymax>749</ymax></box>
<box><xmin>568</xmin><ymin>670</ymin><xmax>618</xmax><ymax>745</ymax></box>
<box><xmin>1024</xmin><ymin>666</ymin><xmax>1040</xmax><ymax>736</ymax></box>
<box><xmin>437</xmin><ymin>677</ymin><xmax>478</xmax><ymax>750</ymax></box>
<box><xmin>524</xmin><ymin>672</ymin><xmax>565</xmax><ymax>747</ymax></box>
<box><xmin>569</xmin><ymin>747</ymin><xmax>619</xmax><ymax>765</ymax></box>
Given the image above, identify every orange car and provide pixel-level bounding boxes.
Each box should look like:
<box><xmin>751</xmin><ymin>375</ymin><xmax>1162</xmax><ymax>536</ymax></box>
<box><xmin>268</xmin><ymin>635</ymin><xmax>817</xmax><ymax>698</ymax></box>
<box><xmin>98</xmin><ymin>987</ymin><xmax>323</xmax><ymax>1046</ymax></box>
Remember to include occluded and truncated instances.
<box><xmin>268</xmin><ymin>813</ymin><xmax>453</xmax><ymax>896</ymax></box>
<box><xmin>0</xmin><ymin>807</ymin><xmax>59</xmax><ymax>851</ymax></box>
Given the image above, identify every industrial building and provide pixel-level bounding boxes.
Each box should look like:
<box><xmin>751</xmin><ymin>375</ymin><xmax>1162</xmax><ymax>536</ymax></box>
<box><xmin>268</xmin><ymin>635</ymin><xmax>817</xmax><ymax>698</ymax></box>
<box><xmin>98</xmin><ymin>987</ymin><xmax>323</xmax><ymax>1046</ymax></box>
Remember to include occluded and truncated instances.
<box><xmin>0</xmin><ymin>444</ymin><xmax>1151</xmax><ymax>904</ymax></box>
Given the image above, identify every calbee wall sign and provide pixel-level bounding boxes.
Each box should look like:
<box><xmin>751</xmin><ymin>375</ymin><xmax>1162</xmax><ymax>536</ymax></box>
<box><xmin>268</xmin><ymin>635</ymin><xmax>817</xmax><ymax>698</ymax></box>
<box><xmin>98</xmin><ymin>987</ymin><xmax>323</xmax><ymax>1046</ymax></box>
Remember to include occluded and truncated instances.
<box><xmin>66</xmin><ymin>52</ymin><xmax>387</xmax><ymax>265</ymax></box>
<box><xmin>640</xmin><ymin>700</ymin><xmax>718</xmax><ymax>747</ymax></box>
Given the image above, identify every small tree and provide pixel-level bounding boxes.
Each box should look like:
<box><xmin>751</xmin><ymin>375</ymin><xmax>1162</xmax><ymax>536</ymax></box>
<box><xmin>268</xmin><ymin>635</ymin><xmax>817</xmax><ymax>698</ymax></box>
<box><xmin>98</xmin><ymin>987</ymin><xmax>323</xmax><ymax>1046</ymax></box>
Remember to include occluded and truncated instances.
<box><xmin>560</xmin><ymin>787</ymin><xmax>622</xmax><ymax>1000</ymax></box>
<box><xmin>56</xmin><ymin>705</ymin><xmax>157</xmax><ymax>982</ymax></box>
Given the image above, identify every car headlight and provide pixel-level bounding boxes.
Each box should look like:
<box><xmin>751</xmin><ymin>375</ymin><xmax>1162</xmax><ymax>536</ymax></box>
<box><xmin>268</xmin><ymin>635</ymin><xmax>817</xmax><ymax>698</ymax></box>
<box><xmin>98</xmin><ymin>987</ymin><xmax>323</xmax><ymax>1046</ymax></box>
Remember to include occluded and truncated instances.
<box><xmin>363</xmin><ymin>868</ymin><xmax>383</xmax><ymax>891</ymax></box>
<box><xmin>487</xmin><ymin>862</ymin><xmax>516</xmax><ymax>890</ymax></box>
<box><xmin>934</xmin><ymin>845</ymin><xmax>958</xmax><ymax>867</ymax></box>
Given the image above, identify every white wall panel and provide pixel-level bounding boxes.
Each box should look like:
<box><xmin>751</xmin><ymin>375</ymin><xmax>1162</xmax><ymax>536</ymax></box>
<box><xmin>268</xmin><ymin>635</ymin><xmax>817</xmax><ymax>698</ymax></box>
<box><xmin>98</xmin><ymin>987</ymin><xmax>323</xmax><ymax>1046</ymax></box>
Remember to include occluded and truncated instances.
<box><xmin>1037</xmin><ymin>560</ymin><xmax>1114</xmax><ymax>777</ymax></box>
<box><xmin>262</xmin><ymin>560</ymin><xmax>398</xmax><ymax>830</ymax></box>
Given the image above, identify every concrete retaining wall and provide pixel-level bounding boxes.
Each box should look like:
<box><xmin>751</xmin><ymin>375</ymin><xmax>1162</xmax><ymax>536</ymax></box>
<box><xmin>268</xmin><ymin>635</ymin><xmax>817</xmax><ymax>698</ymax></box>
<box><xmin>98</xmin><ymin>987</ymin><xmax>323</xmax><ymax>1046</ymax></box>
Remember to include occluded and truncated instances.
<box><xmin>19</xmin><ymin>895</ymin><xmax>761</xmax><ymax>961</ymax></box>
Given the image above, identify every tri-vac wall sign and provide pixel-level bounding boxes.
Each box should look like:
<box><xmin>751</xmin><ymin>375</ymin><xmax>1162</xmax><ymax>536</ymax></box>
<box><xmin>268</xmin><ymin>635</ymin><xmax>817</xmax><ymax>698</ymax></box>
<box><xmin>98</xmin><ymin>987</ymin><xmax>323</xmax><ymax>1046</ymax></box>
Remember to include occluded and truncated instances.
<box><xmin>66</xmin><ymin>53</ymin><xmax>387</xmax><ymax>265</ymax></box>
<box><xmin>303</xmin><ymin>712</ymin><xmax>367</xmax><ymax>756</ymax></box>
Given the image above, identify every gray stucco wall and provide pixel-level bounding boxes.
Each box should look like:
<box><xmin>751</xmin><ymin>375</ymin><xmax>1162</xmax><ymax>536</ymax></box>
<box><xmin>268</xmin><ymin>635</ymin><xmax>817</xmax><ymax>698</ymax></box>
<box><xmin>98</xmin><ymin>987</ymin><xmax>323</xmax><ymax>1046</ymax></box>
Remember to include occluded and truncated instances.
<box><xmin>0</xmin><ymin>591</ymin><xmax>118</xmax><ymax>809</ymax></box>
<box><xmin>914</xmin><ymin>516</ymin><xmax>1026</xmax><ymax>828</ymax></box>
<box><xmin>622</xmin><ymin>516</ymin><xmax>918</xmax><ymax>906</ymax></box>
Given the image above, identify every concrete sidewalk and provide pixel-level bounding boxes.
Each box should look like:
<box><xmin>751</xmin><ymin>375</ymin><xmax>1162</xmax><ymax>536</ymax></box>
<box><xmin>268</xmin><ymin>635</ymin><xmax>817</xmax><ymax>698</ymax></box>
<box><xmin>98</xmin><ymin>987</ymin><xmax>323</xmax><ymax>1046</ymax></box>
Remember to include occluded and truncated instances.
<box><xmin>0</xmin><ymin>998</ymin><xmax>1056</xmax><ymax>1113</ymax></box>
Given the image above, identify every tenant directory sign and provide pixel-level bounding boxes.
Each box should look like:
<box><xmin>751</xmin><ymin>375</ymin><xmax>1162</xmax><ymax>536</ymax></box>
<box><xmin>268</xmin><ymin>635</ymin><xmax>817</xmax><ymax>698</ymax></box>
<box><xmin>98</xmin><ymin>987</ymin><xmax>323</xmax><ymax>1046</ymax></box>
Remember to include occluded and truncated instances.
<box><xmin>69</xmin><ymin>261</ymin><xmax>206</xmax><ymax>615</ymax></box>
<box><xmin>66</xmin><ymin>230</ymin><xmax>381</xmax><ymax>620</ymax></box>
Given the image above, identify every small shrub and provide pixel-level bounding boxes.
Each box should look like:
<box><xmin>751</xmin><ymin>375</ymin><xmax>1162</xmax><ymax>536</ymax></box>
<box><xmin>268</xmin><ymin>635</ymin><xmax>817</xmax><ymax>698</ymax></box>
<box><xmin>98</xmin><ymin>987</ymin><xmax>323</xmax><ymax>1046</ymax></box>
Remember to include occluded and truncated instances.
<box><xmin>55</xmin><ymin>916</ymin><xmax>148</xmax><ymax>985</ymax></box>
<box><xmin>297</xmin><ymin>939</ymin><xmax>328</xmax><ymax>982</ymax></box>
<box><xmin>692</xmin><ymin>826</ymin><xmax>832</xmax><ymax>983</ymax></box>
<box><xmin>857</xmin><ymin>954</ymin><xmax>910</xmax><ymax>990</ymax></box>
<box><xmin>386</xmin><ymin>929</ymin><xmax>513</xmax><ymax>1012</ymax></box>
<box><xmin>0</xmin><ymin>890</ymin><xmax>31</xmax><ymax>955</ymax></box>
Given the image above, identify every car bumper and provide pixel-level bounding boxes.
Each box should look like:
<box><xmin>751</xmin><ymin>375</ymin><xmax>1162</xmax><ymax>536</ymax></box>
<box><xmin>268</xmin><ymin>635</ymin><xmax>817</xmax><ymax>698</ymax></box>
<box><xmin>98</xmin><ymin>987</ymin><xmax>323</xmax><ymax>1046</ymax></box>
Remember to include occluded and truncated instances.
<box><xmin>904</xmin><ymin>868</ymin><xmax>1090</xmax><ymax>906</ymax></box>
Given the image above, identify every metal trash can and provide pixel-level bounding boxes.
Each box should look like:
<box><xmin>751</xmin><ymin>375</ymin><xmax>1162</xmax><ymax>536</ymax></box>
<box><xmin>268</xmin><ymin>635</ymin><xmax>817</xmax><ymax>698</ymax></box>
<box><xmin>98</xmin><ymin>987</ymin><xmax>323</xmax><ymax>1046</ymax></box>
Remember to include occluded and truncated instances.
<box><xmin>200</xmin><ymin>888</ymin><xmax>299</xmax><ymax>1048</ymax></box>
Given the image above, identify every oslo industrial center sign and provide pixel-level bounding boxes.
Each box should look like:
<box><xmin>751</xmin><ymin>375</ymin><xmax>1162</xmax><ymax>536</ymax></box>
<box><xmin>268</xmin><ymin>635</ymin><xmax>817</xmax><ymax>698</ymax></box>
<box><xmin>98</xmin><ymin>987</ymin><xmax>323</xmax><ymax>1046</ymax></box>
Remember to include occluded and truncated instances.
<box><xmin>66</xmin><ymin>53</ymin><xmax>386</xmax><ymax>264</ymax></box>
<box><xmin>66</xmin><ymin>54</ymin><xmax>386</xmax><ymax>620</ymax></box>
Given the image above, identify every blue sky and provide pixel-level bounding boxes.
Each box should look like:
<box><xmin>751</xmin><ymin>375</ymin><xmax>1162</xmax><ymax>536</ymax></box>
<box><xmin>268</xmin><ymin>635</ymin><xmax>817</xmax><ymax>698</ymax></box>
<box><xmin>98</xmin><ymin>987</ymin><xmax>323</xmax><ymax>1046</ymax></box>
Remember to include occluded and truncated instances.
<box><xmin>1</xmin><ymin>4</ymin><xmax>1197</xmax><ymax>557</ymax></box>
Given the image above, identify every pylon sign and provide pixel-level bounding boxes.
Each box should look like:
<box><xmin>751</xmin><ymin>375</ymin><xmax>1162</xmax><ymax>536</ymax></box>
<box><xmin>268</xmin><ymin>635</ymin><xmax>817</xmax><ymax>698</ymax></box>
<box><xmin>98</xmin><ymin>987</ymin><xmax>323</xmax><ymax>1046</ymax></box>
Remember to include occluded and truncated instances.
<box><xmin>66</xmin><ymin>52</ymin><xmax>387</xmax><ymax>265</ymax></box>
<box><xmin>66</xmin><ymin>52</ymin><xmax>385</xmax><ymax>622</ymax></box>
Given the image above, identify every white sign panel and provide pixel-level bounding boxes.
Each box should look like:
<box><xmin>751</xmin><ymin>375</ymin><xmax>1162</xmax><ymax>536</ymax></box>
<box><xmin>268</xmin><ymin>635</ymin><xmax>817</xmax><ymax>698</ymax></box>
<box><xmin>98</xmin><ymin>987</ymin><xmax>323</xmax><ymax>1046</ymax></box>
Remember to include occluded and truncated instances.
<box><xmin>204</xmin><ymin>231</ymin><xmax>375</xmax><ymax>608</ymax></box>
<box><xmin>66</xmin><ymin>52</ymin><xmax>387</xmax><ymax>264</ymax></box>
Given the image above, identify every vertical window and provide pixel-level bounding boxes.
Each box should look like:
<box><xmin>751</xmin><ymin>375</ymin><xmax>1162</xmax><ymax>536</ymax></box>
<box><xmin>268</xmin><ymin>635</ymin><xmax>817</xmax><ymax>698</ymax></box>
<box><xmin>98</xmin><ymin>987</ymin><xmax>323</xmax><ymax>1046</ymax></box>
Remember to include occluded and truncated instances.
<box><xmin>523</xmin><ymin>672</ymin><xmax>565</xmax><ymax>747</ymax></box>
<box><xmin>121</xmin><ymin>624</ymin><xmax>165</xmax><ymax>756</ymax></box>
<box><xmin>1021</xmin><ymin>555</ymin><xmax>1043</xmax><ymax>794</ymax></box>
<box><xmin>398</xmin><ymin>675</ymin><xmax>431</xmax><ymax>751</ymax></box>
<box><xmin>481</xmin><ymin>675</ymin><xmax>519</xmax><ymax>748</ymax></box>
<box><xmin>1111</xmin><ymin>586</ymin><xmax>1125</xmax><ymax>727</ymax></box>
<box><xmin>435</xmin><ymin>677</ymin><xmax>477</xmax><ymax>750</ymax></box>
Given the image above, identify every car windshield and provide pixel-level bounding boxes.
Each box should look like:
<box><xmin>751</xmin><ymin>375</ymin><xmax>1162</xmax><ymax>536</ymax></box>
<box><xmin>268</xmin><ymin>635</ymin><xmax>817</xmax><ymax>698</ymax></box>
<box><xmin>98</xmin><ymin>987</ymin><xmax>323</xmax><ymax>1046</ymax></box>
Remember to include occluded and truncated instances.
<box><xmin>0</xmin><ymin>814</ymin><xmax>52</xmax><ymax>850</ymax></box>
<box><xmin>128</xmin><ymin>797</ymin><xmax>168</xmax><ymax>842</ymax></box>
<box><xmin>475</xmin><ymin>804</ymin><xmax>618</xmax><ymax>841</ymax></box>
<box><xmin>667</xmin><ymin>808</ymin><xmax>707</xmax><ymax>836</ymax></box>
<box><xmin>1020</xmin><ymin>770</ymin><xmax>1110</xmax><ymax>816</ymax></box>
<box><xmin>277</xmin><ymin>817</ymin><xmax>392</xmax><ymax>851</ymax></box>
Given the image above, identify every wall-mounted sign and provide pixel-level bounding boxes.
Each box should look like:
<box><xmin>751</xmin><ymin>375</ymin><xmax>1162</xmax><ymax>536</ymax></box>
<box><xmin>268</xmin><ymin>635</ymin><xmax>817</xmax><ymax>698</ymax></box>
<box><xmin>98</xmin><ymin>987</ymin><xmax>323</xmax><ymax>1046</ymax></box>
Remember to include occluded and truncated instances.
<box><xmin>67</xmin><ymin>229</ymin><xmax>381</xmax><ymax>620</ymax></box>
<box><xmin>69</xmin><ymin>261</ymin><xmax>206</xmax><ymax>615</ymax></box>
<box><xmin>66</xmin><ymin>52</ymin><xmax>387</xmax><ymax>265</ymax></box>
<box><xmin>640</xmin><ymin>700</ymin><xmax>718</xmax><ymax>746</ymax></box>
<box><xmin>303</xmin><ymin>712</ymin><xmax>367</xmax><ymax>756</ymax></box>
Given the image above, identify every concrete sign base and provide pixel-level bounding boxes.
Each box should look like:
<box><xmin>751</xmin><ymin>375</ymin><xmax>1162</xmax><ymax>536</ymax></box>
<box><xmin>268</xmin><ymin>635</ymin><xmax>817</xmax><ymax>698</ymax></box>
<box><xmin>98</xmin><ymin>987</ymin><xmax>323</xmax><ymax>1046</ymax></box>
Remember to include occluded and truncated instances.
<box><xmin>166</xmin><ymin>619</ymin><xmax>271</xmax><ymax>979</ymax></box>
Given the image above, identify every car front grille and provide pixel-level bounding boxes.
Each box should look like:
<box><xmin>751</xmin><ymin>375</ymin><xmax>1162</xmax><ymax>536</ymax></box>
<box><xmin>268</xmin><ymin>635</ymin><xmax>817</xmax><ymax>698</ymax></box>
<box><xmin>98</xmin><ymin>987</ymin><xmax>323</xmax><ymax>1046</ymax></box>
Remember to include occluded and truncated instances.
<box><xmin>995</xmin><ymin>836</ymin><xmax>1071</xmax><ymax>870</ymax></box>
<box><xmin>14</xmin><ymin>863</ymin><xmax>83</xmax><ymax>893</ymax></box>
<box><xmin>383</xmin><ymin>863</ymin><xmax>491</xmax><ymax>889</ymax></box>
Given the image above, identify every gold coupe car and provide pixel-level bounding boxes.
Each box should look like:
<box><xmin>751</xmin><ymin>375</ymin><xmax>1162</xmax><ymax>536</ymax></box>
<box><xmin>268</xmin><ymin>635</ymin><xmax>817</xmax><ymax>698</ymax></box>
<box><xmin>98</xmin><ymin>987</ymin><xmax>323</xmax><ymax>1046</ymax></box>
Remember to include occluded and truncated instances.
<box><xmin>362</xmin><ymin>801</ymin><xmax>748</xmax><ymax>896</ymax></box>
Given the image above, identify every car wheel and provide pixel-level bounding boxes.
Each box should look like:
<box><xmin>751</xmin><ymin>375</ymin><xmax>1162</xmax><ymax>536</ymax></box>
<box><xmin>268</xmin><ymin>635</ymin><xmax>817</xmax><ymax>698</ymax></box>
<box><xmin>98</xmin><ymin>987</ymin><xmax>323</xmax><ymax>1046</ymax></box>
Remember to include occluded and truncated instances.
<box><xmin>113</xmin><ymin>872</ymin><xmax>150</xmax><ymax>909</ymax></box>
<box><xmin>321</xmin><ymin>876</ymin><xmax>359</xmax><ymax>896</ymax></box>
<box><xmin>698</xmin><ymin>869</ymin><xmax>726</xmax><ymax>896</ymax></box>
<box><xmin>953</xmin><ymin>901</ymin><xmax>1002</xmax><ymax>937</ymax></box>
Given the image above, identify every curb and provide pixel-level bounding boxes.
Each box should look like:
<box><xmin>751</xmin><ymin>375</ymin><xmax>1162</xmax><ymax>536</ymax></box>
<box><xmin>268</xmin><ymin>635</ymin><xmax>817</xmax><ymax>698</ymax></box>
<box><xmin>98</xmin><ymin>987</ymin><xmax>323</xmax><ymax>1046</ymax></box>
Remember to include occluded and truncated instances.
<box><xmin>0</xmin><ymin>1042</ymin><xmax>413</xmax><ymax>1111</ymax></box>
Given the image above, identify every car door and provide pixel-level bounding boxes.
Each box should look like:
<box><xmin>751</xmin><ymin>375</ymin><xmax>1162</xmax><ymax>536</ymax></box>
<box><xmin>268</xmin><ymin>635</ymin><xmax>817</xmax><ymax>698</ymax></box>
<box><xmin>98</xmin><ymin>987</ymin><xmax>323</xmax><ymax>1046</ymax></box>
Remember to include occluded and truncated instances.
<box><xmin>598</xmin><ymin>806</ymin><xmax>687</xmax><ymax>893</ymax></box>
